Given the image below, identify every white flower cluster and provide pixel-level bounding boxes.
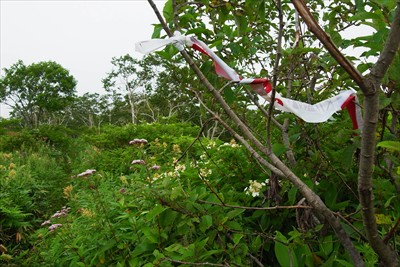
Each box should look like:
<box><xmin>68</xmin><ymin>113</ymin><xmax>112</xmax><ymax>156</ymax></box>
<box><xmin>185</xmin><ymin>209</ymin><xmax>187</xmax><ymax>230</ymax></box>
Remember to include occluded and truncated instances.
<box><xmin>244</xmin><ymin>179</ymin><xmax>268</xmax><ymax>197</ymax></box>
<box><xmin>206</xmin><ymin>141</ymin><xmax>216</xmax><ymax>149</ymax></box>
<box><xmin>218</xmin><ymin>139</ymin><xmax>241</xmax><ymax>150</ymax></box>
<box><xmin>159</xmin><ymin>163</ymin><xmax>186</xmax><ymax>180</ymax></box>
<box><xmin>200</xmin><ymin>168</ymin><xmax>212</xmax><ymax>177</ymax></box>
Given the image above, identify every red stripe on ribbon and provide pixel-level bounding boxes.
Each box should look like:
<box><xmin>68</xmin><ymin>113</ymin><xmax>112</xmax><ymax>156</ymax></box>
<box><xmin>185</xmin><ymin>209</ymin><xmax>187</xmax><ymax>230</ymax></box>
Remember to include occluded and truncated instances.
<box><xmin>341</xmin><ymin>95</ymin><xmax>359</xmax><ymax>131</ymax></box>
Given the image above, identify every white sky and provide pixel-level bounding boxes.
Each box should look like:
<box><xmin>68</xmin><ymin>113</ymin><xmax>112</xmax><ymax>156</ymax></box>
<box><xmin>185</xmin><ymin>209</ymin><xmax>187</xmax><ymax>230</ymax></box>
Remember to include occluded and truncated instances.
<box><xmin>0</xmin><ymin>0</ymin><xmax>167</xmax><ymax>118</ymax></box>
<box><xmin>0</xmin><ymin>0</ymin><xmax>374</xmax><ymax>119</ymax></box>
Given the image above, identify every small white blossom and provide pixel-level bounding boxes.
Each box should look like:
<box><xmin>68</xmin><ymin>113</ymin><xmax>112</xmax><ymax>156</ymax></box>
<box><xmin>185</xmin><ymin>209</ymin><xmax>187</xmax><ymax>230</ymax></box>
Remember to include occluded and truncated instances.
<box><xmin>244</xmin><ymin>180</ymin><xmax>266</xmax><ymax>197</ymax></box>
<box><xmin>200</xmin><ymin>168</ymin><xmax>212</xmax><ymax>177</ymax></box>
<box><xmin>175</xmin><ymin>164</ymin><xmax>186</xmax><ymax>172</ymax></box>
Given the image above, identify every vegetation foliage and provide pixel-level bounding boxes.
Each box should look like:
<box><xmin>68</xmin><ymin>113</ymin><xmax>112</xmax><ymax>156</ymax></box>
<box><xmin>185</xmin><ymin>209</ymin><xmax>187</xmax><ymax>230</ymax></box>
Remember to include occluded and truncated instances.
<box><xmin>0</xmin><ymin>0</ymin><xmax>399</xmax><ymax>266</ymax></box>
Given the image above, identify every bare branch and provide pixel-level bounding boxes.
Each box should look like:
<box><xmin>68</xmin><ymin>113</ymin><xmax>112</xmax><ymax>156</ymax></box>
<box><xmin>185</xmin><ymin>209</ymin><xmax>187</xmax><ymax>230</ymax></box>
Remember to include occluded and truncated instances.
<box><xmin>198</xmin><ymin>200</ymin><xmax>312</xmax><ymax>210</ymax></box>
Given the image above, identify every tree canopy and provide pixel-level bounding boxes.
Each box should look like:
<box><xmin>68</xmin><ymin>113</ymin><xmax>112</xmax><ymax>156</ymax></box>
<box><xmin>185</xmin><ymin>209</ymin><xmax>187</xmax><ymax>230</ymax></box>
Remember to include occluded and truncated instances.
<box><xmin>0</xmin><ymin>60</ymin><xmax>77</xmax><ymax>127</ymax></box>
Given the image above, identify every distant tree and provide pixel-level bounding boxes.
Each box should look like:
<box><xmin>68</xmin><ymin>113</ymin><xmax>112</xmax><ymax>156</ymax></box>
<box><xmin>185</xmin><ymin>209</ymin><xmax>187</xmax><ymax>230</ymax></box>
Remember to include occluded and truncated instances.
<box><xmin>0</xmin><ymin>60</ymin><xmax>77</xmax><ymax>127</ymax></box>
<box><xmin>64</xmin><ymin>93</ymin><xmax>110</xmax><ymax>129</ymax></box>
<box><xmin>102</xmin><ymin>55</ymin><xmax>154</xmax><ymax>124</ymax></box>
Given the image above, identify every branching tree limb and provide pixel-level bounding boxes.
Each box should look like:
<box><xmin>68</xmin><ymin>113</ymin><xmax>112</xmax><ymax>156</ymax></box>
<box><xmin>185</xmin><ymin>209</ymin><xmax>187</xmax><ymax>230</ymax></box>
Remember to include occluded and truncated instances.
<box><xmin>290</xmin><ymin>0</ymin><xmax>370</xmax><ymax>94</ymax></box>
<box><xmin>291</xmin><ymin>1</ymin><xmax>400</xmax><ymax>266</ymax></box>
<box><xmin>147</xmin><ymin>1</ymin><xmax>365</xmax><ymax>265</ymax></box>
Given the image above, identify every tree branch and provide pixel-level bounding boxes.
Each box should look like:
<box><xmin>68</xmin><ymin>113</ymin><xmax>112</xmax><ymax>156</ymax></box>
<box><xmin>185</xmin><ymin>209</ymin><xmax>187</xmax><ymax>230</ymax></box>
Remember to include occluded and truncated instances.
<box><xmin>358</xmin><ymin>3</ymin><xmax>400</xmax><ymax>266</ymax></box>
<box><xmin>290</xmin><ymin>0</ymin><xmax>370</xmax><ymax>95</ymax></box>
<box><xmin>147</xmin><ymin>1</ymin><xmax>364</xmax><ymax>265</ymax></box>
<box><xmin>370</xmin><ymin>2</ymin><xmax>400</xmax><ymax>81</ymax></box>
<box><xmin>198</xmin><ymin>200</ymin><xmax>312</xmax><ymax>210</ymax></box>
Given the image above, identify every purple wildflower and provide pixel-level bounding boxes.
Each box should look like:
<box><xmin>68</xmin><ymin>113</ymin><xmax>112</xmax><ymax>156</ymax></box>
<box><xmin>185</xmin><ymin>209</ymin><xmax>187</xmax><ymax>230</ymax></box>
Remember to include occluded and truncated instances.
<box><xmin>51</xmin><ymin>206</ymin><xmax>70</xmax><ymax>218</ymax></box>
<box><xmin>77</xmin><ymin>169</ymin><xmax>96</xmax><ymax>177</ymax></box>
<box><xmin>119</xmin><ymin>188</ymin><xmax>126</xmax><ymax>194</ymax></box>
<box><xmin>129</xmin><ymin>138</ymin><xmax>148</xmax><ymax>145</ymax></box>
<box><xmin>131</xmin><ymin>159</ymin><xmax>146</xmax><ymax>165</ymax></box>
<box><xmin>41</xmin><ymin>220</ymin><xmax>51</xmax><ymax>226</ymax></box>
<box><xmin>48</xmin><ymin>224</ymin><xmax>63</xmax><ymax>232</ymax></box>
<box><xmin>150</xmin><ymin>165</ymin><xmax>161</xmax><ymax>170</ymax></box>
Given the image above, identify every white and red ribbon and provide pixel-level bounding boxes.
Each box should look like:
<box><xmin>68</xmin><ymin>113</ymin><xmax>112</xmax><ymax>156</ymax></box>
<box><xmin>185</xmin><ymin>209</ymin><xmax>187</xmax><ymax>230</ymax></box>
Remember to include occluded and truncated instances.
<box><xmin>136</xmin><ymin>32</ymin><xmax>363</xmax><ymax>131</ymax></box>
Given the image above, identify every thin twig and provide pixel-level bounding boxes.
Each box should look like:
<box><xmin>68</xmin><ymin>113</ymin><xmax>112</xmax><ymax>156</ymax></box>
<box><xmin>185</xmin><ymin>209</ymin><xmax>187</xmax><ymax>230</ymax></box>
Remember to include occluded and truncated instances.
<box><xmin>383</xmin><ymin>217</ymin><xmax>400</xmax><ymax>244</ymax></box>
<box><xmin>174</xmin><ymin>118</ymin><xmax>213</xmax><ymax>167</ymax></box>
<box><xmin>198</xmin><ymin>200</ymin><xmax>312</xmax><ymax>210</ymax></box>
<box><xmin>159</xmin><ymin>257</ymin><xmax>228</xmax><ymax>266</ymax></box>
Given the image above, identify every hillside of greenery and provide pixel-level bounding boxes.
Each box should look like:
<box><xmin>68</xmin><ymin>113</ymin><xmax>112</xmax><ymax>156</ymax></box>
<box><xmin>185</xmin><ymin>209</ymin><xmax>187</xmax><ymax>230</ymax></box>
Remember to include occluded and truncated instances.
<box><xmin>1</xmin><ymin>0</ymin><xmax>399</xmax><ymax>266</ymax></box>
<box><xmin>0</xmin><ymin>119</ymin><xmax>398</xmax><ymax>266</ymax></box>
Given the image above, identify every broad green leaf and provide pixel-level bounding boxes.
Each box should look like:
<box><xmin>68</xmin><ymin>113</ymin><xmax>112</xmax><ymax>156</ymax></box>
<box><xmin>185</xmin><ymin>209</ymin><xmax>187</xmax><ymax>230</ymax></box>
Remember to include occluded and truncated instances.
<box><xmin>287</xmin><ymin>186</ymin><xmax>298</xmax><ymax>206</ymax></box>
<box><xmin>232</xmin><ymin>233</ymin><xmax>243</xmax><ymax>245</ymax></box>
<box><xmin>377</xmin><ymin>141</ymin><xmax>400</xmax><ymax>152</ymax></box>
<box><xmin>272</xmin><ymin>143</ymin><xmax>287</xmax><ymax>157</ymax></box>
<box><xmin>142</xmin><ymin>227</ymin><xmax>158</xmax><ymax>243</ymax></box>
<box><xmin>199</xmin><ymin>215</ymin><xmax>212</xmax><ymax>233</ymax></box>
<box><xmin>224</xmin><ymin>87</ymin><xmax>236</xmax><ymax>104</ymax></box>
<box><xmin>355</xmin><ymin>0</ymin><xmax>364</xmax><ymax>11</ymax></box>
<box><xmin>226</xmin><ymin>208</ymin><xmax>244</xmax><ymax>219</ymax></box>
<box><xmin>375</xmin><ymin>214</ymin><xmax>392</xmax><ymax>225</ymax></box>
<box><xmin>151</xmin><ymin>24</ymin><xmax>163</xmax><ymax>39</ymax></box>
<box><xmin>146</xmin><ymin>204</ymin><xmax>167</xmax><ymax>220</ymax></box>
<box><xmin>234</xmin><ymin>15</ymin><xmax>248</xmax><ymax>36</ymax></box>
<box><xmin>319</xmin><ymin>235</ymin><xmax>333</xmax><ymax>258</ymax></box>
<box><xmin>274</xmin><ymin>231</ymin><xmax>298</xmax><ymax>267</ymax></box>
<box><xmin>162</xmin><ymin>0</ymin><xmax>173</xmax><ymax>22</ymax></box>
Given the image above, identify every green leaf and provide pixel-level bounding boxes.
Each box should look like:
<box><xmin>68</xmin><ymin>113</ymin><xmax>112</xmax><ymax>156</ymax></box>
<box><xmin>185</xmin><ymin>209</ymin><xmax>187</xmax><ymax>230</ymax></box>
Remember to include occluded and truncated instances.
<box><xmin>258</xmin><ymin>1</ymin><xmax>265</xmax><ymax>20</ymax></box>
<box><xmin>375</xmin><ymin>214</ymin><xmax>392</xmax><ymax>225</ymax></box>
<box><xmin>224</xmin><ymin>87</ymin><xmax>236</xmax><ymax>104</ymax></box>
<box><xmin>226</xmin><ymin>208</ymin><xmax>244</xmax><ymax>219</ymax></box>
<box><xmin>272</xmin><ymin>143</ymin><xmax>287</xmax><ymax>157</ymax></box>
<box><xmin>162</xmin><ymin>0</ymin><xmax>173</xmax><ymax>22</ymax></box>
<box><xmin>319</xmin><ymin>235</ymin><xmax>333</xmax><ymax>258</ymax></box>
<box><xmin>340</xmin><ymin>143</ymin><xmax>357</xmax><ymax>170</ymax></box>
<box><xmin>146</xmin><ymin>204</ymin><xmax>167</xmax><ymax>220</ymax></box>
<box><xmin>355</xmin><ymin>0</ymin><xmax>364</xmax><ymax>11</ymax></box>
<box><xmin>287</xmin><ymin>187</ymin><xmax>298</xmax><ymax>205</ymax></box>
<box><xmin>348</xmin><ymin>11</ymin><xmax>383</xmax><ymax>22</ymax></box>
<box><xmin>199</xmin><ymin>215</ymin><xmax>213</xmax><ymax>233</ymax></box>
<box><xmin>232</xmin><ymin>233</ymin><xmax>244</xmax><ymax>245</ymax></box>
<box><xmin>377</xmin><ymin>141</ymin><xmax>400</xmax><ymax>152</ymax></box>
<box><xmin>335</xmin><ymin>259</ymin><xmax>354</xmax><ymax>267</ymax></box>
<box><xmin>142</xmin><ymin>227</ymin><xmax>158</xmax><ymax>243</ymax></box>
<box><xmin>152</xmin><ymin>24</ymin><xmax>163</xmax><ymax>39</ymax></box>
<box><xmin>234</xmin><ymin>15</ymin><xmax>248</xmax><ymax>36</ymax></box>
<box><xmin>274</xmin><ymin>231</ymin><xmax>298</xmax><ymax>267</ymax></box>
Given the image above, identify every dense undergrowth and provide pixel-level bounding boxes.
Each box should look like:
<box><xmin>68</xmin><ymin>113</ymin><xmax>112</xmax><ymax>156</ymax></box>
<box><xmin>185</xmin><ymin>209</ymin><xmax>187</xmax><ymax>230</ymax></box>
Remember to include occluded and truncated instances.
<box><xmin>0</xmin><ymin>120</ymin><xmax>398</xmax><ymax>266</ymax></box>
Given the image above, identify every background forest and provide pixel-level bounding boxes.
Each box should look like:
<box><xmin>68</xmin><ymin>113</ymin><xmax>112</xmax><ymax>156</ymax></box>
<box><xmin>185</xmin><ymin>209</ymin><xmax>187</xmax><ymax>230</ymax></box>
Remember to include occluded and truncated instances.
<box><xmin>0</xmin><ymin>0</ymin><xmax>399</xmax><ymax>266</ymax></box>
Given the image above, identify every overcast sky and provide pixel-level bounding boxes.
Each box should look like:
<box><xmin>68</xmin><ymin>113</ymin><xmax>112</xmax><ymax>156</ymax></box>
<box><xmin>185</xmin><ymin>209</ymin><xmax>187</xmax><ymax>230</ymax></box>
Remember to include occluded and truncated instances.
<box><xmin>0</xmin><ymin>0</ymin><xmax>167</xmax><ymax>117</ymax></box>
